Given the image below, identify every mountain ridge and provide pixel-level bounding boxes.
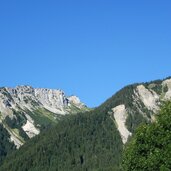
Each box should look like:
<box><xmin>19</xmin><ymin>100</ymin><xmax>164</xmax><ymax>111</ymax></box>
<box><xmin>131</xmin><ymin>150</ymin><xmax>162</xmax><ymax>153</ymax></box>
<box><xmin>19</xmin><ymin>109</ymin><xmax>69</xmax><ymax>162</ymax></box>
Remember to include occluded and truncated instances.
<box><xmin>0</xmin><ymin>85</ymin><xmax>89</xmax><ymax>149</ymax></box>
<box><xmin>0</xmin><ymin>77</ymin><xmax>171</xmax><ymax>170</ymax></box>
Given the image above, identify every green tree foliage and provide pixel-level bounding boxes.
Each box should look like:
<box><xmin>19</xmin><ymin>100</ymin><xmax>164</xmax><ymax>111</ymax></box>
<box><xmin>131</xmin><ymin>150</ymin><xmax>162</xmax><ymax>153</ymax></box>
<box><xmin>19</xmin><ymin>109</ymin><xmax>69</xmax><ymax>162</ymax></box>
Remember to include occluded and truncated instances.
<box><xmin>1</xmin><ymin>83</ymin><xmax>146</xmax><ymax>171</ymax></box>
<box><xmin>0</xmin><ymin>124</ymin><xmax>16</xmax><ymax>164</ymax></box>
<box><xmin>0</xmin><ymin>110</ymin><xmax>123</xmax><ymax>171</ymax></box>
<box><xmin>0</xmin><ymin>78</ymin><xmax>169</xmax><ymax>170</ymax></box>
<box><xmin>122</xmin><ymin>101</ymin><xmax>171</xmax><ymax>171</ymax></box>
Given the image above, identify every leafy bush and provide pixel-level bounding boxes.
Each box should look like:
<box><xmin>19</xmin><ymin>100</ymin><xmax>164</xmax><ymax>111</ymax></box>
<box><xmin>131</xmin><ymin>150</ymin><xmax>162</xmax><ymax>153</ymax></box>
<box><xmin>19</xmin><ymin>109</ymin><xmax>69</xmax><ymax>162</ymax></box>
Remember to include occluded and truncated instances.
<box><xmin>122</xmin><ymin>101</ymin><xmax>171</xmax><ymax>171</ymax></box>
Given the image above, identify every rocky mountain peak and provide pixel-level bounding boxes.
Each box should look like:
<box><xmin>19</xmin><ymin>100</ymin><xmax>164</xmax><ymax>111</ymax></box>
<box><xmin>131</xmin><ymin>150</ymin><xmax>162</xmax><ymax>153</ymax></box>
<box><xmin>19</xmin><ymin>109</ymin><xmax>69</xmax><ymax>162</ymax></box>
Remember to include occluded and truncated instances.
<box><xmin>0</xmin><ymin>85</ymin><xmax>87</xmax><ymax>115</ymax></box>
<box><xmin>0</xmin><ymin>85</ymin><xmax>89</xmax><ymax>148</ymax></box>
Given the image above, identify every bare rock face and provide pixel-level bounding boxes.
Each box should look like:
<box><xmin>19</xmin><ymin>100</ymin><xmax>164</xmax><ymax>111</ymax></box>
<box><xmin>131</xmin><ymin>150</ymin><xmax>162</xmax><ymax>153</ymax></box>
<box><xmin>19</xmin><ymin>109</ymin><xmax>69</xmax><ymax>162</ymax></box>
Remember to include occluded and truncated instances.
<box><xmin>111</xmin><ymin>78</ymin><xmax>171</xmax><ymax>144</ymax></box>
<box><xmin>0</xmin><ymin>85</ymin><xmax>86</xmax><ymax>115</ymax></box>
<box><xmin>112</xmin><ymin>105</ymin><xmax>132</xmax><ymax>144</ymax></box>
<box><xmin>68</xmin><ymin>96</ymin><xmax>85</xmax><ymax>108</ymax></box>
<box><xmin>34</xmin><ymin>88</ymin><xmax>69</xmax><ymax>114</ymax></box>
<box><xmin>136</xmin><ymin>85</ymin><xmax>159</xmax><ymax>111</ymax></box>
<box><xmin>162</xmin><ymin>79</ymin><xmax>171</xmax><ymax>99</ymax></box>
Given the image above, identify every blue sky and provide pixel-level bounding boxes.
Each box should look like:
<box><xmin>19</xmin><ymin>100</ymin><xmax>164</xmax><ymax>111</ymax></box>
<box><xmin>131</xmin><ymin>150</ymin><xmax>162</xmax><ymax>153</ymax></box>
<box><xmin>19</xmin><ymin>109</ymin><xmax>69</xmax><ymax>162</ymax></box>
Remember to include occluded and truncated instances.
<box><xmin>0</xmin><ymin>0</ymin><xmax>171</xmax><ymax>107</ymax></box>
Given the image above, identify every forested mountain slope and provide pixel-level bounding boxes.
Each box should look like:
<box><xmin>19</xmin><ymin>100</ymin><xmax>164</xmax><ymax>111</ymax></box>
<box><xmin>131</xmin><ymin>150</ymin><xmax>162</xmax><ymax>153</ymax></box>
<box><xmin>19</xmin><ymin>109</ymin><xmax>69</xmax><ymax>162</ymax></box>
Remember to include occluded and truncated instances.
<box><xmin>0</xmin><ymin>110</ymin><xmax>123</xmax><ymax>171</ymax></box>
<box><xmin>0</xmin><ymin>86</ymin><xmax>88</xmax><ymax>164</ymax></box>
<box><xmin>0</xmin><ymin>77</ymin><xmax>171</xmax><ymax>170</ymax></box>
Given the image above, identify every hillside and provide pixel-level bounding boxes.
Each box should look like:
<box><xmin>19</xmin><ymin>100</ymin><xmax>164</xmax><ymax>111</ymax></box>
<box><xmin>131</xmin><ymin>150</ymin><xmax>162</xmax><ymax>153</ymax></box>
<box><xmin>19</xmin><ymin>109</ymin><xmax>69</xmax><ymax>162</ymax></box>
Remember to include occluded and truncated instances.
<box><xmin>0</xmin><ymin>86</ymin><xmax>88</xmax><ymax>163</ymax></box>
<box><xmin>0</xmin><ymin>110</ymin><xmax>123</xmax><ymax>171</ymax></box>
<box><xmin>1</xmin><ymin>77</ymin><xmax>171</xmax><ymax>170</ymax></box>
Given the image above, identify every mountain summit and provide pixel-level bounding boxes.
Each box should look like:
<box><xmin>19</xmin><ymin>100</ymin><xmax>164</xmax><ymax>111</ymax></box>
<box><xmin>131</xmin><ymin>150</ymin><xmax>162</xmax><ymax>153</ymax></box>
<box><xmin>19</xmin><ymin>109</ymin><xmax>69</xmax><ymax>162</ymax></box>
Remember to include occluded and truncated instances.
<box><xmin>0</xmin><ymin>85</ymin><xmax>88</xmax><ymax>148</ymax></box>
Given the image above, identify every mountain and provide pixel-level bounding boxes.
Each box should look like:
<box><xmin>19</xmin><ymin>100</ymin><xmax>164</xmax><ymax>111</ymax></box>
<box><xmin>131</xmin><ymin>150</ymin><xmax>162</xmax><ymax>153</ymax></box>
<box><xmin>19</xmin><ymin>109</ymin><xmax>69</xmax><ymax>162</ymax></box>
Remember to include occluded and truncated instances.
<box><xmin>0</xmin><ymin>85</ymin><xmax>88</xmax><ymax>162</ymax></box>
<box><xmin>0</xmin><ymin>77</ymin><xmax>171</xmax><ymax>171</ymax></box>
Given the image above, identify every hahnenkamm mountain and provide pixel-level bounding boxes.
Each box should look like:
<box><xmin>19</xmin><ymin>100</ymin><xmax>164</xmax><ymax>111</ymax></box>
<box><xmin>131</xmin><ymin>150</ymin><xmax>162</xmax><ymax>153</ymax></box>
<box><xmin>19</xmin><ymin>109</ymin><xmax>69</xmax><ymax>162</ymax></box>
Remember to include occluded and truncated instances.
<box><xmin>0</xmin><ymin>77</ymin><xmax>171</xmax><ymax>170</ymax></box>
